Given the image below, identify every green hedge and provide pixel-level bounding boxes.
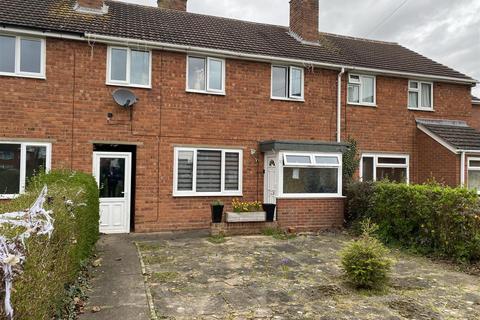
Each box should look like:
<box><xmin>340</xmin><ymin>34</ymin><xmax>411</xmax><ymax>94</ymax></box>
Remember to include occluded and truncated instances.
<box><xmin>0</xmin><ymin>171</ymin><xmax>99</xmax><ymax>320</ymax></box>
<box><xmin>345</xmin><ymin>181</ymin><xmax>480</xmax><ymax>263</ymax></box>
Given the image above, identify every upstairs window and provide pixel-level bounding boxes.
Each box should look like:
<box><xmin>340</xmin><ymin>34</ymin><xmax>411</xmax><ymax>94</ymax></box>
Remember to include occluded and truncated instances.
<box><xmin>0</xmin><ymin>35</ymin><xmax>45</xmax><ymax>78</ymax></box>
<box><xmin>271</xmin><ymin>66</ymin><xmax>304</xmax><ymax>100</ymax></box>
<box><xmin>187</xmin><ymin>56</ymin><xmax>225</xmax><ymax>94</ymax></box>
<box><xmin>107</xmin><ymin>47</ymin><xmax>151</xmax><ymax>88</ymax></box>
<box><xmin>0</xmin><ymin>142</ymin><xmax>51</xmax><ymax>198</ymax></box>
<box><xmin>347</xmin><ymin>74</ymin><xmax>376</xmax><ymax>106</ymax></box>
<box><xmin>361</xmin><ymin>154</ymin><xmax>409</xmax><ymax>183</ymax></box>
<box><xmin>408</xmin><ymin>80</ymin><xmax>433</xmax><ymax>110</ymax></box>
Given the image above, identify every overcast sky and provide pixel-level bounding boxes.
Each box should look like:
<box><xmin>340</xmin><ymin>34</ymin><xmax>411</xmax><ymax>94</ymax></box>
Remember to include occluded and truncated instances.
<box><xmin>125</xmin><ymin>0</ymin><xmax>479</xmax><ymax>96</ymax></box>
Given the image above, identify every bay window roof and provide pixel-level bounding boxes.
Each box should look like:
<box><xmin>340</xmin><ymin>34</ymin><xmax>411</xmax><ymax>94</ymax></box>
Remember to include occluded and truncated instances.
<box><xmin>259</xmin><ymin>140</ymin><xmax>348</xmax><ymax>153</ymax></box>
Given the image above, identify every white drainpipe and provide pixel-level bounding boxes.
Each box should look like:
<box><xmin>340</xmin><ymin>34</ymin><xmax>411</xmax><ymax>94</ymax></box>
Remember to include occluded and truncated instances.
<box><xmin>337</xmin><ymin>67</ymin><xmax>345</xmax><ymax>142</ymax></box>
<box><xmin>460</xmin><ymin>151</ymin><xmax>466</xmax><ymax>187</ymax></box>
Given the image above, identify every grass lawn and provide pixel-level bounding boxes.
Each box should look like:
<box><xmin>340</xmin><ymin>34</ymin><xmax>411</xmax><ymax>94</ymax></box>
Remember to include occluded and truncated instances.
<box><xmin>137</xmin><ymin>232</ymin><xmax>480</xmax><ymax>320</ymax></box>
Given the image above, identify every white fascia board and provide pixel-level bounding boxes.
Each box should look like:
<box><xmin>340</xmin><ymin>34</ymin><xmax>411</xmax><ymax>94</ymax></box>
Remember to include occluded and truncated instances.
<box><xmin>416</xmin><ymin>123</ymin><xmax>459</xmax><ymax>154</ymax></box>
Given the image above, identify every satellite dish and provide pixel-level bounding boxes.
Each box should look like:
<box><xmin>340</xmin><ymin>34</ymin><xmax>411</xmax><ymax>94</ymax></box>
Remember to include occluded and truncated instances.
<box><xmin>112</xmin><ymin>88</ymin><xmax>138</xmax><ymax>108</ymax></box>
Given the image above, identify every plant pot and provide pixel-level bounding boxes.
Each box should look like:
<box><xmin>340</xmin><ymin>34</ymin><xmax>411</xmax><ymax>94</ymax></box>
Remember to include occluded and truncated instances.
<box><xmin>225</xmin><ymin>211</ymin><xmax>266</xmax><ymax>222</ymax></box>
<box><xmin>262</xmin><ymin>203</ymin><xmax>276</xmax><ymax>222</ymax></box>
<box><xmin>211</xmin><ymin>205</ymin><xmax>224</xmax><ymax>223</ymax></box>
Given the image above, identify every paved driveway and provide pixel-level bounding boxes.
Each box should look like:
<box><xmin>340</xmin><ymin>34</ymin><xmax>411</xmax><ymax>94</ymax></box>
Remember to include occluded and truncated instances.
<box><xmin>137</xmin><ymin>232</ymin><xmax>480</xmax><ymax>320</ymax></box>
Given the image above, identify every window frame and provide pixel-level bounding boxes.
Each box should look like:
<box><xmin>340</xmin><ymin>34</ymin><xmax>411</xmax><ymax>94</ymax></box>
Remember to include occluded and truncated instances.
<box><xmin>185</xmin><ymin>55</ymin><xmax>226</xmax><ymax>95</ymax></box>
<box><xmin>467</xmin><ymin>157</ymin><xmax>480</xmax><ymax>194</ymax></box>
<box><xmin>271</xmin><ymin>65</ymin><xmax>305</xmax><ymax>101</ymax></box>
<box><xmin>278</xmin><ymin>151</ymin><xmax>342</xmax><ymax>198</ymax></box>
<box><xmin>360</xmin><ymin>153</ymin><xmax>409</xmax><ymax>183</ymax></box>
<box><xmin>347</xmin><ymin>73</ymin><xmax>376</xmax><ymax>106</ymax></box>
<box><xmin>106</xmin><ymin>46</ymin><xmax>152</xmax><ymax>89</ymax></box>
<box><xmin>408</xmin><ymin>80</ymin><xmax>434</xmax><ymax>111</ymax></box>
<box><xmin>0</xmin><ymin>34</ymin><xmax>46</xmax><ymax>79</ymax></box>
<box><xmin>0</xmin><ymin>141</ymin><xmax>52</xmax><ymax>199</ymax></box>
<box><xmin>173</xmin><ymin>147</ymin><xmax>242</xmax><ymax>197</ymax></box>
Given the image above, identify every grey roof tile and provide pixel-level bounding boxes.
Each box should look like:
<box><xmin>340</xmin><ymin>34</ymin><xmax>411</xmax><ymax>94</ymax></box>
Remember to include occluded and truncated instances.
<box><xmin>417</xmin><ymin>119</ymin><xmax>480</xmax><ymax>151</ymax></box>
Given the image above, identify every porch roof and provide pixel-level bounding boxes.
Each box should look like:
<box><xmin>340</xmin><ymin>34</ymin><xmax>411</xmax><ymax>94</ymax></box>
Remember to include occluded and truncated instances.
<box><xmin>416</xmin><ymin>119</ymin><xmax>480</xmax><ymax>152</ymax></box>
<box><xmin>259</xmin><ymin>140</ymin><xmax>348</xmax><ymax>153</ymax></box>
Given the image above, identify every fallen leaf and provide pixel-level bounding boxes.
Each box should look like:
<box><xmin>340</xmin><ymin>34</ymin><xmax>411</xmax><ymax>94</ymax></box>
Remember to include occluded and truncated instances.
<box><xmin>91</xmin><ymin>306</ymin><xmax>101</xmax><ymax>313</ymax></box>
<box><xmin>92</xmin><ymin>258</ymin><xmax>102</xmax><ymax>267</ymax></box>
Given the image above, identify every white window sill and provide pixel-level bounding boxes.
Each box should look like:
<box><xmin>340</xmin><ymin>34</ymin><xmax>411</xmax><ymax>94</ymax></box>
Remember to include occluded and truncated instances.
<box><xmin>277</xmin><ymin>194</ymin><xmax>345</xmax><ymax>199</ymax></box>
<box><xmin>408</xmin><ymin>107</ymin><xmax>434</xmax><ymax>112</ymax></box>
<box><xmin>173</xmin><ymin>192</ymin><xmax>242</xmax><ymax>197</ymax></box>
<box><xmin>347</xmin><ymin>102</ymin><xmax>377</xmax><ymax>107</ymax></box>
<box><xmin>186</xmin><ymin>89</ymin><xmax>226</xmax><ymax>96</ymax></box>
<box><xmin>271</xmin><ymin>96</ymin><xmax>305</xmax><ymax>102</ymax></box>
<box><xmin>0</xmin><ymin>194</ymin><xmax>19</xmax><ymax>200</ymax></box>
<box><xmin>0</xmin><ymin>72</ymin><xmax>45</xmax><ymax>79</ymax></box>
<box><xmin>106</xmin><ymin>82</ymin><xmax>152</xmax><ymax>89</ymax></box>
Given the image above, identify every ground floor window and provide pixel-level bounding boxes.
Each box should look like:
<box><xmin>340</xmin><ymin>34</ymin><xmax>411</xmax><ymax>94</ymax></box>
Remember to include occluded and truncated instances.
<box><xmin>467</xmin><ymin>158</ymin><xmax>480</xmax><ymax>194</ymax></box>
<box><xmin>361</xmin><ymin>153</ymin><xmax>409</xmax><ymax>183</ymax></box>
<box><xmin>279</xmin><ymin>152</ymin><xmax>342</xmax><ymax>197</ymax></box>
<box><xmin>0</xmin><ymin>142</ymin><xmax>51</xmax><ymax>198</ymax></box>
<box><xmin>173</xmin><ymin>147</ymin><xmax>242</xmax><ymax>196</ymax></box>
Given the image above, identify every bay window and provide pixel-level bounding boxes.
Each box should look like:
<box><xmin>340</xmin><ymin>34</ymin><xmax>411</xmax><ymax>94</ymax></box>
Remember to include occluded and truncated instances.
<box><xmin>408</xmin><ymin>80</ymin><xmax>433</xmax><ymax>110</ymax></box>
<box><xmin>467</xmin><ymin>158</ymin><xmax>480</xmax><ymax>194</ymax></box>
<box><xmin>107</xmin><ymin>47</ymin><xmax>151</xmax><ymax>87</ymax></box>
<box><xmin>279</xmin><ymin>152</ymin><xmax>342</xmax><ymax>197</ymax></box>
<box><xmin>186</xmin><ymin>56</ymin><xmax>225</xmax><ymax>94</ymax></box>
<box><xmin>271</xmin><ymin>65</ymin><xmax>304</xmax><ymax>100</ymax></box>
<box><xmin>347</xmin><ymin>74</ymin><xmax>375</xmax><ymax>106</ymax></box>
<box><xmin>174</xmin><ymin>147</ymin><xmax>242</xmax><ymax>196</ymax></box>
<box><xmin>0</xmin><ymin>142</ymin><xmax>51</xmax><ymax>198</ymax></box>
<box><xmin>0</xmin><ymin>34</ymin><xmax>45</xmax><ymax>78</ymax></box>
<box><xmin>361</xmin><ymin>154</ymin><xmax>409</xmax><ymax>183</ymax></box>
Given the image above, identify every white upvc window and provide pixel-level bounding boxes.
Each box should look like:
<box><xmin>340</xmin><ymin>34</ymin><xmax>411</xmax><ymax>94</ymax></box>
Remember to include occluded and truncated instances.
<box><xmin>408</xmin><ymin>80</ymin><xmax>433</xmax><ymax>110</ymax></box>
<box><xmin>0</xmin><ymin>34</ymin><xmax>46</xmax><ymax>78</ymax></box>
<box><xmin>0</xmin><ymin>142</ymin><xmax>52</xmax><ymax>199</ymax></box>
<box><xmin>467</xmin><ymin>158</ymin><xmax>480</xmax><ymax>194</ymax></box>
<box><xmin>360</xmin><ymin>153</ymin><xmax>409</xmax><ymax>183</ymax></box>
<box><xmin>278</xmin><ymin>152</ymin><xmax>342</xmax><ymax>198</ymax></box>
<box><xmin>347</xmin><ymin>74</ymin><xmax>376</xmax><ymax>106</ymax></box>
<box><xmin>173</xmin><ymin>147</ymin><xmax>242</xmax><ymax>196</ymax></box>
<box><xmin>271</xmin><ymin>65</ymin><xmax>304</xmax><ymax>101</ymax></box>
<box><xmin>106</xmin><ymin>46</ymin><xmax>152</xmax><ymax>88</ymax></box>
<box><xmin>186</xmin><ymin>56</ymin><xmax>225</xmax><ymax>94</ymax></box>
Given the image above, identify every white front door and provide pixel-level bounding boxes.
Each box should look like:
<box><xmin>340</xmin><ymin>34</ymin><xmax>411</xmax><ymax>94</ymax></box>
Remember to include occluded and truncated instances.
<box><xmin>264</xmin><ymin>154</ymin><xmax>277</xmax><ymax>204</ymax></box>
<box><xmin>93</xmin><ymin>152</ymin><xmax>132</xmax><ymax>234</ymax></box>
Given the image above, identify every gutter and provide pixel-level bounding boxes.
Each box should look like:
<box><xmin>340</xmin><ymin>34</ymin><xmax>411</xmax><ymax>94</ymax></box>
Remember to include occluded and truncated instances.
<box><xmin>337</xmin><ymin>67</ymin><xmax>345</xmax><ymax>142</ymax></box>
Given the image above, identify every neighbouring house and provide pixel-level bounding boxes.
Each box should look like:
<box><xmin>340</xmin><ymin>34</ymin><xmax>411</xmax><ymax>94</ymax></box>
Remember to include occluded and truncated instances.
<box><xmin>0</xmin><ymin>0</ymin><xmax>478</xmax><ymax>233</ymax></box>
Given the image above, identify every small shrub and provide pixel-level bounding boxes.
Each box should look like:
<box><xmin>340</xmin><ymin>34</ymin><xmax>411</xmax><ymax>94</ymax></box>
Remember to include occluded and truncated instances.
<box><xmin>262</xmin><ymin>227</ymin><xmax>296</xmax><ymax>240</ymax></box>
<box><xmin>207</xmin><ymin>234</ymin><xmax>227</xmax><ymax>244</ymax></box>
<box><xmin>340</xmin><ymin>220</ymin><xmax>393</xmax><ymax>289</ymax></box>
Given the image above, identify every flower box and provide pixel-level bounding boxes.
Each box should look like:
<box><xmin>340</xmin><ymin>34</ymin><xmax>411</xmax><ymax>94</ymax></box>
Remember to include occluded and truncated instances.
<box><xmin>225</xmin><ymin>211</ymin><xmax>266</xmax><ymax>223</ymax></box>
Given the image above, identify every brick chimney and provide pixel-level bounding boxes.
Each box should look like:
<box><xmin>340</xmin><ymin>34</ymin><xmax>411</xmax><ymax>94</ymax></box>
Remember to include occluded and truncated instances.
<box><xmin>157</xmin><ymin>0</ymin><xmax>187</xmax><ymax>11</ymax></box>
<box><xmin>289</xmin><ymin>0</ymin><xmax>319</xmax><ymax>43</ymax></box>
<box><xmin>75</xmin><ymin>0</ymin><xmax>108</xmax><ymax>14</ymax></box>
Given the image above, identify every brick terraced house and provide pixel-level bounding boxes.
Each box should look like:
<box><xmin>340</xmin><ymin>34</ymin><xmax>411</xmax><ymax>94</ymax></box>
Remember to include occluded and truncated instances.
<box><xmin>0</xmin><ymin>0</ymin><xmax>478</xmax><ymax>233</ymax></box>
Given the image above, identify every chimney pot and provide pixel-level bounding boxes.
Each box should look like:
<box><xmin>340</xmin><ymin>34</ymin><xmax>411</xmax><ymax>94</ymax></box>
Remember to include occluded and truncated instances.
<box><xmin>289</xmin><ymin>0</ymin><xmax>319</xmax><ymax>43</ymax></box>
<box><xmin>157</xmin><ymin>0</ymin><xmax>188</xmax><ymax>11</ymax></box>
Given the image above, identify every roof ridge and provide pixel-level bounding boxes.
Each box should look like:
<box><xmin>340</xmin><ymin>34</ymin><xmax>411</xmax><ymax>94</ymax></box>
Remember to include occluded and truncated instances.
<box><xmin>319</xmin><ymin>32</ymin><xmax>397</xmax><ymax>45</ymax></box>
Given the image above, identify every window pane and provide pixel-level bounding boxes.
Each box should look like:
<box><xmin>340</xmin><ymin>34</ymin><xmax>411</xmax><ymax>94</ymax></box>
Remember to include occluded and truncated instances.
<box><xmin>208</xmin><ymin>59</ymin><xmax>223</xmax><ymax>91</ymax></box>
<box><xmin>408</xmin><ymin>91</ymin><xmax>418</xmax><ymax>108</ymax></box>
<box><xmin>348</xmin><ymin>84</ymin><xmax>359</xmax><ymax>103</ymax></box>
<box><xmin>25</xmin><ymin>145</ymin><xmax>46</xmax><ymax>186</ymax></box>
<box><xmin>283</xmin><ymin>167</ymin><xmax>338</xmax><ymax>194</ymax></box>
<box><xmin>272</xmin><ymin>66</ymin><xmax>287</xmax><ymax>98</ymax></box>
<box><xmin>468</xmin><ymin>170</ymin><xmax>480</xmax><ymax>192</ymax></box>
<box><xmin>188</xmin><ymin>57</ymin><xmax>206</xmax><ymax>90</ymax></box>
<box><xmin>376</xmin><ymin>167</ymin><xmax>407</xmax><ymax>183</ymax></box>
<box><xmin>469</xmin><ymin>160</ymin><xmax>480</xmax><ymax>168</ymax></box>
<box><xmin>362</xmin><ymin>157</ymin><xmax>374</xmax><ymax>181</ymax></box>
<box><xmin>290</xmin><ymin>68</ymin><xmax>302</xmax><ymax>97</ymax></box>
<box><xmin>99</xmin><ymin>158</ymin><xmax>125</xmax><ymax>198</ymax></box>
<box><xmin>285</xmin><ymin>155</ymin><xmax>311</xmax><ymax>164</ymax></box>
<box><xmin>0</xmin><ymin>144</ymin><xmax>21</xmax><ymax>194</ymax></box>
<box><xmin>224</xmin><ymin>152</ymin><xmax>239</xmax><ymax>191</ymax></box>
<box><xmin>361</xmin><ymin>76</ymin><xmax>374</xmax><ymax>103</ymax></box>
<box><xmin>196</xmin><ymin>150</ymin><xmax>221</xmax><ymax>192</ymax></box>
<box><xmin>421</xmin><ymin>83</ymin><xmax>432</xmax><ymax>108</ymax></box>
<box><xmin>0</xmin><ymin>35</ymin><xmax>15</xmax><ymax>73</ymax></box>
<box><xmin>315</xmin><ymin>156</ymin><xmax>339</xmax><ymax>165</ymax></box>
<box><xmin>130</xmin><ymin>50</ymin><xmax>149</xmax><ymax>85</ymax></box>
<box><xmin>177</xmin><ymin>151</ymin><xmax>194</xmax><ymax>191</ymax></box>
<box><xmin>111</xmin><ymin>48</ymin><xmax>127</xmax><ymax>81</ymax></box>
<box><xmin>377</xmin><ymin>157</ymin><xmax>406</xmax><ymax>165</ymax></box>
<box><xmin>409</xmin><ymin>81</ymin><xmax>418</xmax><ymax>89</ymax></box>
<box><xmin>20</xmin><ymin>39</ymin><xmax>41</xmax><ymax>73</ymax></box>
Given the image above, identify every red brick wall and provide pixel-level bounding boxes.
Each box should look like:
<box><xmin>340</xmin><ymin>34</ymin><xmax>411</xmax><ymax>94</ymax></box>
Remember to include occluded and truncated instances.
<box><xmin>289</xmin><ymin>0</ymin><xmax>319</xmax><ymax>42</ymax></box>
<box><xmin>471</xmin><ymin>105</ymin><xmax>480</xmax><ymax>131</ymax></box>
<box><xmin>276</xmin><ymin>198</ymin><xmax>345</xmax><ymax>231</ymax></box>
<box><xmin>0</xmin><ymin>37</ymin><xmax>473</xmax><ymax>232</ymax></box>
